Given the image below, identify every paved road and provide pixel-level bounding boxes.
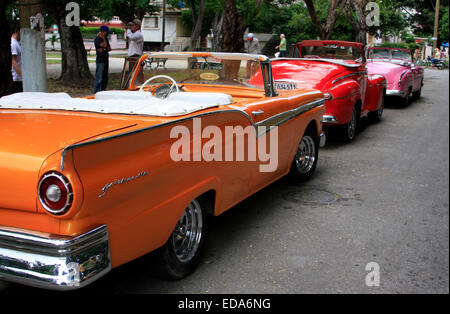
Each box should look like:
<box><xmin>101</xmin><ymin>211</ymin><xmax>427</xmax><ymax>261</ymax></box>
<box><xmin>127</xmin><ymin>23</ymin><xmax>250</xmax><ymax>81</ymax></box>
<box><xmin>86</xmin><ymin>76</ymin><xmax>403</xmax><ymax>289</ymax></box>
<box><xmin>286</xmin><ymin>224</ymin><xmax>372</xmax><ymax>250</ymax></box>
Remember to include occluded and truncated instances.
<box><xmin>0</xmin><ymin>69</ymin><xmax>448</xmax><ymax>294</ymax></box>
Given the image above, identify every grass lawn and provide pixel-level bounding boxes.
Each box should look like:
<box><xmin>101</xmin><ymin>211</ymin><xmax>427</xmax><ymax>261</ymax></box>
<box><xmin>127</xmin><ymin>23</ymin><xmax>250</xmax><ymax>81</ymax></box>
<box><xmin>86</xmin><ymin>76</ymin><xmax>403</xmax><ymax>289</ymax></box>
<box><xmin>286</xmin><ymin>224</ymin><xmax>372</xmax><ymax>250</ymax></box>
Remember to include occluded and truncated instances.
<box><xmin>46</xmin><ymin>59</ymin><xmax>96</xmax><ymax>64</ymax></box>
<box><xmin>47</xmin><ymin>72</ymin><xmax>123</xmax><ymax>97</ymax></box>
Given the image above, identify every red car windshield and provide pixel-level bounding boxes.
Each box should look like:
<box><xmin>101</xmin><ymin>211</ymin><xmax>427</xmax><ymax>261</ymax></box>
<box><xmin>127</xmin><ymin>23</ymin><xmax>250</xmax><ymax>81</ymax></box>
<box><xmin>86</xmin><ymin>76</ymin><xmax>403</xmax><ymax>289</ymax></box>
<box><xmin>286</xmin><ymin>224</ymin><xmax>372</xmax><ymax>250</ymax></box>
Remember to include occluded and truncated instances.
<box><xmin>368</xmin><ymin>48</ymin><xmax>412</xmax><ymax>61</ymax></box>
<box><xmin>301</xmin><ymin>44</ymin><xmax>363</xmax><ymax>61</ymax></box>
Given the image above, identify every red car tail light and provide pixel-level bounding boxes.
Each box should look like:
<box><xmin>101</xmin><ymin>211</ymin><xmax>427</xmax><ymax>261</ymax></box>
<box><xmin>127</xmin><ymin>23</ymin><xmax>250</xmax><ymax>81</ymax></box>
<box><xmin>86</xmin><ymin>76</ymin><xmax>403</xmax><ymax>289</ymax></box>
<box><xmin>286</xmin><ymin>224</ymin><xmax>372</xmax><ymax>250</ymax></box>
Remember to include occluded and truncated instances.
<box><xmin>38</xmin><ymin>172</ymin><xmax>73</xmax><ymax>215</ymax></box>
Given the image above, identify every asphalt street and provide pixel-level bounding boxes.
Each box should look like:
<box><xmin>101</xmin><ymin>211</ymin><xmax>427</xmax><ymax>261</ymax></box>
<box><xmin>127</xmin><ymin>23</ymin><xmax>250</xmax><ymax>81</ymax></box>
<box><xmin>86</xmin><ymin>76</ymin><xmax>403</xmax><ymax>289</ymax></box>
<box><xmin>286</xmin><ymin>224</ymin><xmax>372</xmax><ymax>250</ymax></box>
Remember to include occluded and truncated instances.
<box><xmin>0</xmin><ymin>69</ymin><xmax>448</xmax><ymax>294</ymax></box>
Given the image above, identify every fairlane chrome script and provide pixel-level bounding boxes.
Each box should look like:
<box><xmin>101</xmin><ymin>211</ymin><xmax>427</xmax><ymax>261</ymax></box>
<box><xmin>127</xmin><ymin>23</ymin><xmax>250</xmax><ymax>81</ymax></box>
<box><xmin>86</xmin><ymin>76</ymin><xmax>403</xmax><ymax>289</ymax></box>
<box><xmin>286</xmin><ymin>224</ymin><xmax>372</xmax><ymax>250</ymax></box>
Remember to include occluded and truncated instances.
<box><xmin>98</xmin><ymin>171</ymin><xmax>149</xmax><ymax>198</ymax></box>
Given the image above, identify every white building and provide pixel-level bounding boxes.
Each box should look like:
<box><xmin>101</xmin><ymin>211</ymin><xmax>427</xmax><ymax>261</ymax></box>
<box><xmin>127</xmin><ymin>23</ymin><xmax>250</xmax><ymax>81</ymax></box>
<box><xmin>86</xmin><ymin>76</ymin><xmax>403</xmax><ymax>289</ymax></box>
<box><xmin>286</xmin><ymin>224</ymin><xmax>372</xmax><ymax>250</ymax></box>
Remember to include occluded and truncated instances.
<box><xmin>141</xmin><ymin>1</ymin><xmax>189</xmax><ymax>51</ymax></box>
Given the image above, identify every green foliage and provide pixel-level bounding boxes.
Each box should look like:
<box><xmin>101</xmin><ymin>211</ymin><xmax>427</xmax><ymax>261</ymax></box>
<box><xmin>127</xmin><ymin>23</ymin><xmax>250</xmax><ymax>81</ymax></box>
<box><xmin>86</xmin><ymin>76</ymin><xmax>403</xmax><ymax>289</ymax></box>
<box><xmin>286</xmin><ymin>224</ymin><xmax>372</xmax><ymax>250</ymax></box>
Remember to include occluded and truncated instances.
<box><xmin>80</xmin><ymin>26</ymin><xmax>124</xmax><ymax>38</ymax></box>
<box><xmin>368</xmin><ymin>0</ymin><xmax>408</xmax><ymax>39</ymax></box>
<box><xmin>376</xmin><ymin>42</ymin><xmax>410</xmax><ymax>49</ymax></box>
<box><xmin>439</xmin><ymin>6</ymin><xmax>449</xmax><ymax>42</ymax></box>
<box><xmin>175</xmin><ymin>0</ymin><xmax>222</xmax><ymax>39</ymax></box>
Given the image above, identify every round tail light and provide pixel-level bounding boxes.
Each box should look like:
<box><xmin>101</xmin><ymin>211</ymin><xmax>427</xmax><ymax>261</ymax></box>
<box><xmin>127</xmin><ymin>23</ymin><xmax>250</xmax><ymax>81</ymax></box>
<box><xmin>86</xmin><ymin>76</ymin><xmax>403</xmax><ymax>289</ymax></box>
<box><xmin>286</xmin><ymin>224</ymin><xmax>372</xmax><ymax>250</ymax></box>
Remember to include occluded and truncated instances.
<box><xmin>38</xmin><ymin>172</ymin><xmax>73</xmax><ymax>215</ymax></box>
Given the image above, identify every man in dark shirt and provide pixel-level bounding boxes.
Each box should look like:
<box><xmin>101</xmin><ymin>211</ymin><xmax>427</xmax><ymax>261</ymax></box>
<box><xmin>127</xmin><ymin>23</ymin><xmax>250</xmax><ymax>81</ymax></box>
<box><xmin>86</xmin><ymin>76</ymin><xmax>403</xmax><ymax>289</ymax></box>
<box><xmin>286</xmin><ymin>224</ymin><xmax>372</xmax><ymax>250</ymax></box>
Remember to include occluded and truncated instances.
<box><xmin>94</xmin><ymin>25</ymin><xmax>112</xmax><ymax>93</ymax></box>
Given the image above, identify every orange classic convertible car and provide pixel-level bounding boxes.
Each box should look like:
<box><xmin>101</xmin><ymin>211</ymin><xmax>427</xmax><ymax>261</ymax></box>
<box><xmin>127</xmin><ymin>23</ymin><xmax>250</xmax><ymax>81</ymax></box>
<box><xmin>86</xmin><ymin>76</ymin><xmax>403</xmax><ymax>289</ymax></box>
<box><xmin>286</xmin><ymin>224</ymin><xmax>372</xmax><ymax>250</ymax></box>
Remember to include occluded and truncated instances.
<box><xmin>0</xmin><ymin>52</ymin><xmax>325</xmax><ymax>290</ymax></box>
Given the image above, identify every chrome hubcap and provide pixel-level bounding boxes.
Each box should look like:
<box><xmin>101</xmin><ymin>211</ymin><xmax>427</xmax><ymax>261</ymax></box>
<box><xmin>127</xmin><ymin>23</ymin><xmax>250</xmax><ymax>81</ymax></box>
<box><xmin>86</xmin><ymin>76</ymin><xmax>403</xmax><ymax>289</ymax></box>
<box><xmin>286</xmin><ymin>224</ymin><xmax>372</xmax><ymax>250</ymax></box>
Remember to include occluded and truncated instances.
<box><xmin>172</xmin><ymin>200</ymin><xmax>203</xmax><ymax>263</ymax></box>
<box><xmin>295</xmin><ymin>135</ymin><xmax>316</xmax><ymax>174</ymax></box>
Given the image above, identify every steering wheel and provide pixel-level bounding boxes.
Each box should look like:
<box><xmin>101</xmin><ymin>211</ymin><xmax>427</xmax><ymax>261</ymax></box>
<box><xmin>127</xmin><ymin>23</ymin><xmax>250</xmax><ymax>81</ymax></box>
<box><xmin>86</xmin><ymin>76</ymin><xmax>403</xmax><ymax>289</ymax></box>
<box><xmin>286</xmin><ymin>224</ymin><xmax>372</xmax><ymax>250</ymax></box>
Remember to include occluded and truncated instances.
<box><xmin>139</xmin><ymin>75</ymin><xmax>179</xmax><ymax>98</ymax></box>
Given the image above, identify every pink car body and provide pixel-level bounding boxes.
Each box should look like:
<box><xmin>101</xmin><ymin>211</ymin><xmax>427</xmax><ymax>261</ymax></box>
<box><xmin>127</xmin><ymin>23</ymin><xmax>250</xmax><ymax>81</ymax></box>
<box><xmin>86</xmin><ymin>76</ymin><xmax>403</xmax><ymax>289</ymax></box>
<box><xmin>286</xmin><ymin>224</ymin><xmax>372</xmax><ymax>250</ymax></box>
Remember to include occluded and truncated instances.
<box><xmin>366</xmin><ymin>47</ymin><xmax>424</xmax><ymax>104</ymax></box>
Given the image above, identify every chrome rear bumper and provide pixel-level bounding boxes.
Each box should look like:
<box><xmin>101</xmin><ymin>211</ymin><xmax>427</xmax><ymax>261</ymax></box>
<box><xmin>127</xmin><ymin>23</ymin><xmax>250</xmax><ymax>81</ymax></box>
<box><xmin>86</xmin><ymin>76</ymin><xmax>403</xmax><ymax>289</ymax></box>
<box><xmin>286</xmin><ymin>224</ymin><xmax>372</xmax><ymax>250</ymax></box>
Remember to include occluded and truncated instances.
<box><xmin>386</xmin><ymin>90</ymin><xmax>405</xmax><ymax>97</ymax></box>
<box><xmin>0</xmin><ymin>225</ymin><xmax>111</xmax><ymax>290</ymax></box>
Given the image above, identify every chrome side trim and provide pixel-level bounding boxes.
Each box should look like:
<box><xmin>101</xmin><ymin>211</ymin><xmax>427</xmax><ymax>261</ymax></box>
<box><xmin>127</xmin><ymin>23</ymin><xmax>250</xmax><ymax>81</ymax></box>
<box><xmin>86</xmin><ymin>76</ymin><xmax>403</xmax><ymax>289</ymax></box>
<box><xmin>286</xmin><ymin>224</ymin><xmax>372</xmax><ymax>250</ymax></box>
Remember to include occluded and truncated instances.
<box><xmin>330</xmin><ymin>91</ymin><xmax>360</xmax><ymax>100</ymax></box>
<box><xmin>60</xmin><ymin>99</ymin><xmax>325</xmax><ymax>170</ymax></box>
<box><xmin>332</xmin><ymin>71</ymin><xmax>367</xmax><ymax>84</ymax></box>
<box><xmin>0</xmin><ymin>225</ymin><xmax>111</xmax><ymax>290</ymax></box>
<box><xmin>255</xmin><ymin>99</ymin><xmax>325</xmax><ymax>136</ymax></box>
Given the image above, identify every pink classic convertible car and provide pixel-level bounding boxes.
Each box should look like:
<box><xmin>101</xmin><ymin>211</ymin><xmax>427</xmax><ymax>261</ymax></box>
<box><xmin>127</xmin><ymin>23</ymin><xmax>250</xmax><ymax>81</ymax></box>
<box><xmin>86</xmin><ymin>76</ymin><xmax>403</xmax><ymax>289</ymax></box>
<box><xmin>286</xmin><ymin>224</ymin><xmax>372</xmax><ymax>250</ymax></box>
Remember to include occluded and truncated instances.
<box><xmin>366</xmin><ymin>47</ymin><xmax>424</xmax><ymax>106</ymax></box>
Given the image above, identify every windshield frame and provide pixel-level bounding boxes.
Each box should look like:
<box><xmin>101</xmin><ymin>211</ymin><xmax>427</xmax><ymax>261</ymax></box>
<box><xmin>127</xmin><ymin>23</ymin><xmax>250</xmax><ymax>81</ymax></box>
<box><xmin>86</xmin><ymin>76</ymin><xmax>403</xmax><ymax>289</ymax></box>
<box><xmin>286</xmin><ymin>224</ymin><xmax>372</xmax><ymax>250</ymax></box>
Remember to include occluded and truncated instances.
<box><xmin>297</xmin><ymin>40</ymin><xmax>366</xmax><ymax>64</ymax></box>
<box><xmin>367</xmin><ymin>47</ymin><xmax>413</xmax><ymax>62</ymax></box>
<box><xmin>124</xmin><ymin>52</ymin><xmax>278</xmax><ymax>97</ymax></box>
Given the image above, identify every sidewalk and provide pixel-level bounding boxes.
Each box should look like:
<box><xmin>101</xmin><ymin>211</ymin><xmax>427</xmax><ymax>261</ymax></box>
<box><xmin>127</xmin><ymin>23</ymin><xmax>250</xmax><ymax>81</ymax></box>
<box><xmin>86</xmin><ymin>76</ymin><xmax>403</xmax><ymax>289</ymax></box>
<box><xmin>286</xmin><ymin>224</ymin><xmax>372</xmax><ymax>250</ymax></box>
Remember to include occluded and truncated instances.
<box><xmin>47</xmin><ymin>56</ymin><xmax>126</xmax><ymax>78</ymax></box>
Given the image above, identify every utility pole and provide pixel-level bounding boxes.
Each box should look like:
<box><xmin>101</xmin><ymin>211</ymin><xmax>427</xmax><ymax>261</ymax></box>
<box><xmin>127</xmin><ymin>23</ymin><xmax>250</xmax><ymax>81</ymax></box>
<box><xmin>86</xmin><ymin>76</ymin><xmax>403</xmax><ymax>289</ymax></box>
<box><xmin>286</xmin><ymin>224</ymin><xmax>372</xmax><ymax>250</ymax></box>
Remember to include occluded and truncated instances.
<box><xmin>433</xmin><ymin>0</ymin><xmax>440</xmax><ymax>50</ymax></box>
<box><xmin>19</xmin><ymin>0</ymin><xmax>47</xmax><ymax>92</ymax></box>
<box><xmin>161</xmin><ymin>0</ymin><xmax>166</xmax><ymax>51</ymax></box>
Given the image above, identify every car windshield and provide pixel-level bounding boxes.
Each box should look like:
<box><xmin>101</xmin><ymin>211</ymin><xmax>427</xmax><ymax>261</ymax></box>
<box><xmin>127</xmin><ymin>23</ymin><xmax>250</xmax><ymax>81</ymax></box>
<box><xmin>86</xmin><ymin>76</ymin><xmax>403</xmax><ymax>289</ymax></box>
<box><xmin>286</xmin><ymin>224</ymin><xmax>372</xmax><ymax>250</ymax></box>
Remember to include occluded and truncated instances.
<box><xmin>124</xmin><ymin>53</ymin><xmax>268</xmax><ymax>92</ymax></box>
<box><xmin>301</xmin><ymin>44</ymin><xmax>362</xmax><ymax>61</ymax></box>
<box><xmin>369</xmin><ymin>48</ymin><xmax>411</xmax><ymax>61</ymax></box>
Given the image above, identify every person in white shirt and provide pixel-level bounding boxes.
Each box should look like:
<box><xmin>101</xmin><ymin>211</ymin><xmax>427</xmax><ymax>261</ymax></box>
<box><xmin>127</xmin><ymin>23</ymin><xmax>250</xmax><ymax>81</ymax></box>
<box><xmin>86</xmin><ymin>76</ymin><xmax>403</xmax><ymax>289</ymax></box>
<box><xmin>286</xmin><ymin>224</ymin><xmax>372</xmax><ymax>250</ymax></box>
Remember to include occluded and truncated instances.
<box><xmin>11</xmin><ymin>23</ymin><xmax>23</xmax><ymax>93</ymax></box>
<box><xmin>126</xmin><ymin>19</ymin><xmax>144</xmax><ymax>58</ymax></box>
<box><xmin>126</xmin><ymin>19</ymin><xmax>144</xmax><ymax>84</ymax></box>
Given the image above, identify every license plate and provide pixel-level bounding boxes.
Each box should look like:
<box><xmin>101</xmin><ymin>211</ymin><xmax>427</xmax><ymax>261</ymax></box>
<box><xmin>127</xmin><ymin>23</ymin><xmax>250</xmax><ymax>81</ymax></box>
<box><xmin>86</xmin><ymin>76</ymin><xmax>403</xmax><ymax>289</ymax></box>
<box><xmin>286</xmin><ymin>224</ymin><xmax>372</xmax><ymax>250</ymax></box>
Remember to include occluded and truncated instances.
<box><xmin>275</xmin><ymin>82</ymin><xmax>297</xmax><ymax>90</ymax></box>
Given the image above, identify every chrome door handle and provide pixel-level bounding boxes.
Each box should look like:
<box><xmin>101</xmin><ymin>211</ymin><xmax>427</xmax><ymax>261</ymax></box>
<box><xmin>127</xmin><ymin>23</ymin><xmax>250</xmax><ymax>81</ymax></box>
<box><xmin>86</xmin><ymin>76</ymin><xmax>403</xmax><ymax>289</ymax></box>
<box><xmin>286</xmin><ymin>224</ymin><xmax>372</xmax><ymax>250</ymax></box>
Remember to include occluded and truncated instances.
<box><xmin>252</xmin><ymin>110</ymin><xmax>264</xmax><ymax>117</ymax></box>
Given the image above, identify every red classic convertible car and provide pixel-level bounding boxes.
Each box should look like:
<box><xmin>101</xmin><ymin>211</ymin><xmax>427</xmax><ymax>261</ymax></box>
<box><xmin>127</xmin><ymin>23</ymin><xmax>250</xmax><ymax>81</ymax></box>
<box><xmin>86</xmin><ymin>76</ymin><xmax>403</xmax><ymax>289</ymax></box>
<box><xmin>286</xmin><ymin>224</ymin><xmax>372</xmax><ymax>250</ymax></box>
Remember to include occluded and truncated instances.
<box><xmin>265</xmin><ymin>40</ymin><xmax>386</xmax><ymax>141</ymax></box>
<box><xmin>366</xmin><ymin>47</ymin><xmax>424</xmax><ymax>106</ymax></box>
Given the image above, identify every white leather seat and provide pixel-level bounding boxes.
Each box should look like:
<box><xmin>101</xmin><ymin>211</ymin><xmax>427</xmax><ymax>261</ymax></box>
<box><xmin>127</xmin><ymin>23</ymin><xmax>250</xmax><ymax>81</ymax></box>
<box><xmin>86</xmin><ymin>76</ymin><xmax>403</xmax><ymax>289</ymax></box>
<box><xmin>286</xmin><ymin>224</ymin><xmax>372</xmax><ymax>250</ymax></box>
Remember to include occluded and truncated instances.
<box><xmin>167</xmin><ymin>92</ymin><xmax>233</xmax><ymax>106</ymax></box>
<box><xmin>95</xmin><ymin>90</ymin><xmax>154</xmax><ymax>100</ymax></box>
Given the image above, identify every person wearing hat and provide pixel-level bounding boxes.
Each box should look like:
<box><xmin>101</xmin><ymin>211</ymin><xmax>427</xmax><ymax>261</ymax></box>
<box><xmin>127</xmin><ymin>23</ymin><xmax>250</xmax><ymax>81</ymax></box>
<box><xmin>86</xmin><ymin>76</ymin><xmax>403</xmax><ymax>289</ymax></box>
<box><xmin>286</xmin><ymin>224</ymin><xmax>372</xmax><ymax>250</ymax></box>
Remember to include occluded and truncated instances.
<box><xmin>126</xmin><ymin>19</ymin><xmax>144</xmax><ymax>58</ymax></box>
<box><xmin>246</xmin><ymin>33</ymin><xmax>260</xmax><ymax>77</ymax></box>
<box><xmin>246</xmin><ymin>33</ymin><xmax>260</xmax><ymax>54</ymax></box>
<box><xmin>125</xmin><ymin>19</ymin><xmax>144</xmax><ymax>84</ymax></box>
<box><xmin>94</xmin><ymin>25</ymin><xmax>112</xmax><ymax>93</ymax></box>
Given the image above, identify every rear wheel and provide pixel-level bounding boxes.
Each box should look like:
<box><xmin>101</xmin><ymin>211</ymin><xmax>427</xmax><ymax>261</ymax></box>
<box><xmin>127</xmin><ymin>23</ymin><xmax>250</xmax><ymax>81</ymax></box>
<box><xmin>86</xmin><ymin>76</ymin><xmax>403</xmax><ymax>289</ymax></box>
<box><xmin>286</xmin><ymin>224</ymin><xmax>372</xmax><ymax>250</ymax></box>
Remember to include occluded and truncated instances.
<box><xmin>369</xmin><ymin>92</ymin><xmax>384</xmax><ymax>123</ymax></box>
<box><xmin>341</xmin><ymin>106</ymin><xmax>358</xmax><ymax>142</ymax></box>
<box><xmin>153</xmin><ymin>198</ymin><xmax>207</xmax><ymax>280</ymax></box>
<box><xmin>288</xmin><ymin>128</ymin><xmax>319</xmax><ymax>182</ymax></box>
<box><xmin>401</xmin><ymin>89</ymin><xmax>411</xmax><ymax>107</ymax></box>
<box><xmin>413</xmin><ymin>82</ymin><xmax>422</xmax><ymax>100</ymax></box>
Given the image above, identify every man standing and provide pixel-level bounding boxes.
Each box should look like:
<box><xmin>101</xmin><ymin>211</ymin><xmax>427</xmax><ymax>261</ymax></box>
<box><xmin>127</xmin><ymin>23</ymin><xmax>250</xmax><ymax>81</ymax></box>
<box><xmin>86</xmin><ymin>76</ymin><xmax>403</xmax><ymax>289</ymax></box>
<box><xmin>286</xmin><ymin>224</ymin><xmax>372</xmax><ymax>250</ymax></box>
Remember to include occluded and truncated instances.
<box><xmin>11</xmin><ymin>23</ymin><xmax>22</xmax><ymax>93</ymax></box>
<box><xmin>126</xmin><ymin>19</ymin><xmax>144</xmax><ymax>84</ymax></box>
<box><xmin>126</xmin><ymin>19</ymin><xmax>144</xmax><ymax>58</ymax></box>
<box><xmin>246</xmin><ymin>33</ymin><xmax>260</xmax><ymax>77</ymax></box>
<box><xmin>275</xmin><ymin>34</ymin><xmax>287</xmax><ymax>57</ymax></box>
<box><xmin>94</xmin><ymin>25</ymin><xmax>112</xmax><ymax>93</ymax></box>
<box><xmin>246</xmin><ymin>33</ymin><xmax>260</xmax><ymax>54</ymax></box>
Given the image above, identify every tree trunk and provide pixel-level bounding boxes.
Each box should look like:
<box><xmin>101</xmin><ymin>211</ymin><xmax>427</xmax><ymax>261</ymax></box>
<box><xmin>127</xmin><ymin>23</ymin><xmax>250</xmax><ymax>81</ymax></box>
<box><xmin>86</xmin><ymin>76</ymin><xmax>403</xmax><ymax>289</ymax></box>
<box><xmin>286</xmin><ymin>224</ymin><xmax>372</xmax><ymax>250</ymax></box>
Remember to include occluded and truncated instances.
<box><xmin>56</xmin><ymin>13</ymin><xmax>92</xmax><ymax>86</ymax></box>
<box><xmin>20</xmin><ymin>0</ymin><xmax>47</xmax><ymax>92</ymax></box>
<box><xmin>0</xmin><ymin>0</ymin><xmax>12</xmax><ymax>96</ymax></box>
<box><xmin>189</xmin><ymin>0</ymin><xmax>205</xmax><ymax>50</ymax></box>
<box><xmin>44</xmin><ymin>0</ymin><xmax>92</xmax><ymax>86</ymax></box>
<box><xmin>344</xmin><ymin>0</ymin><xmax>369</xmax><ymax>44</ymax></box>
<box><xmin>211</xmin><ymin>12</ymin><xmax>223</xmax><ymax>52</ymax></box>
<box><xmin>220</xmin><ymin>0</ymin><xmax>246</xmax><ymax>52</ymax></box>
<box><xmin>304</xmin><ymin>0</ymin><xmax>347</xmax><ymax>40</ymax></box>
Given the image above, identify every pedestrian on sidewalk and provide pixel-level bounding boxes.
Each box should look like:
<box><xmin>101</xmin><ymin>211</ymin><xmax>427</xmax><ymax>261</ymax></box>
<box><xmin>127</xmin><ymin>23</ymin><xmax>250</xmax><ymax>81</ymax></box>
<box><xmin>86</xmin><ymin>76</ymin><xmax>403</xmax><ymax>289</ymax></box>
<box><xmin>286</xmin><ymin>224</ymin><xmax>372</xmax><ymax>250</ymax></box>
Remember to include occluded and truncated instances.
<box><xmin>94</xmin><ymin>25</ymin><xmax>112</xmax><ymax>93</ymax></box>
<box><xmin>246</xmin><ymin>33</ymin><xmax>260</xmax><ymax>77</ymax></box>
<box><xmin>275</xmin><ymin>34</ymin><xmax>287</xmax><ymax>57</ymax></box>
<box><xmin>10</xmin><ymin>23</ymin><xmax>22</xmax><ymax>93</ymax></box>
